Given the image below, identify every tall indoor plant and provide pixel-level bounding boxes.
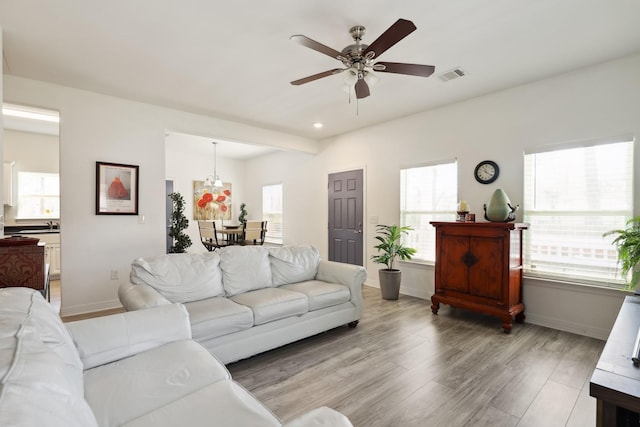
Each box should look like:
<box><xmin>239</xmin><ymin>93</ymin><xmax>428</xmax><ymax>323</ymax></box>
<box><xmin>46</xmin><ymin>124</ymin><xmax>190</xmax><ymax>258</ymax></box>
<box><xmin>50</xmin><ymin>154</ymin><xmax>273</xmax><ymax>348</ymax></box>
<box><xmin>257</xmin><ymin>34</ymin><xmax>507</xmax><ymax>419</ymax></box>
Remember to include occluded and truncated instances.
<box><xmin>604</xmin><ymin>216</ymin><xmax>640</xmax><ymax>291</ymax></box>
<box><xmin>168</xmin><ymin>192</ymin><xmax>192</xmax><ymax>253</ymax></box>
<box><xmin>371</xmin><ymin>224</ymin><xmax>417</xmax><ymax>300</ymax></box>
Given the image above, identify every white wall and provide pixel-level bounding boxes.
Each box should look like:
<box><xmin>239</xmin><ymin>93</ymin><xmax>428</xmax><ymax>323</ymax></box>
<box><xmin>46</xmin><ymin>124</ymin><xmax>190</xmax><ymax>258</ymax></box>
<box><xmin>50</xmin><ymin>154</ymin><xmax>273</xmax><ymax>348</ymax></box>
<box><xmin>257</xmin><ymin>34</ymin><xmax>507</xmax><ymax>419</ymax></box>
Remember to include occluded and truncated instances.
<box><xmin>247</xmin><ymin>53</ymin><xmax>640</xmax><ymax>339</ymax></box>
<box><xmin>0</xmin><ymin>27</ymin><xmax>4</xmax><ymax>224</ymax></box>
<box><xmin>244</xmin><ymin>150</ymin><xmax>318</xmax><ymax>246</ymax></box>
<box><xmin>3</xmin><ymin>75</ymin><xmax>318</xmax><ymax>316</ymax></box>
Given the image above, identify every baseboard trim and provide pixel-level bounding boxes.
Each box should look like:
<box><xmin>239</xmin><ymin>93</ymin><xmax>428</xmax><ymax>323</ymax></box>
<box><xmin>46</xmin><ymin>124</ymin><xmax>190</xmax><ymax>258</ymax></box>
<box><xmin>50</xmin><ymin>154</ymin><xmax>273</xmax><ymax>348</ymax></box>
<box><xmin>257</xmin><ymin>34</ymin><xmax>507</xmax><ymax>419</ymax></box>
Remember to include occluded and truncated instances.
<box><xmin>60</xmin><ymin>298</ymin><xmax>123</xmax><ymax>318</ymax></box>
<box><xmin>518</xmin><ymin>312</ymin><xmax>609</xmax><ymax>340</ymax></box>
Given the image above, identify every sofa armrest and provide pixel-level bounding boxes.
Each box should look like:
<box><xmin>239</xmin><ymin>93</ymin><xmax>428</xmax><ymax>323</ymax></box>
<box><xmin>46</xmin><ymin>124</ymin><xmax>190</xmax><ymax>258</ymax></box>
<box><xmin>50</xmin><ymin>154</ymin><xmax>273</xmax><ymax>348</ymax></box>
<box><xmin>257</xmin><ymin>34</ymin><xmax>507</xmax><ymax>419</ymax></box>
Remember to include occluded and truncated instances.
<box><xmin>118</xmin><ymin>281</ymin><xmax>171</xmax><ymax>311</ymax></box>
<box><xmin>315</xmin><ymin>260</ymin><xmax>366</xmax><ymax>319</ymax></box>
<box><xmin>283</xmin><ymin>407</ymin><xmax>354</xmax><ymax>427</ymax></box>
<box><xmin>65</xmin><ymin>303</ymin><xmax>191</xmax><ymax>370</ymax></box>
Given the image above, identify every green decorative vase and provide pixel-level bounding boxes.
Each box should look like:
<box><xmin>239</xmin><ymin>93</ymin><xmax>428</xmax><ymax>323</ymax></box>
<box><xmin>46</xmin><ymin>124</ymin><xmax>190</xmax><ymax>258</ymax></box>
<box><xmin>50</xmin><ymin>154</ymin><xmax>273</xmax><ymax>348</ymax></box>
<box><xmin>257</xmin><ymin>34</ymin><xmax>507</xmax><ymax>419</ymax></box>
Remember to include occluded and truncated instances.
<box><xmin>484</xmin><ymin>189</ymin><xmax>519</xmax><ymax>222</ymax></box>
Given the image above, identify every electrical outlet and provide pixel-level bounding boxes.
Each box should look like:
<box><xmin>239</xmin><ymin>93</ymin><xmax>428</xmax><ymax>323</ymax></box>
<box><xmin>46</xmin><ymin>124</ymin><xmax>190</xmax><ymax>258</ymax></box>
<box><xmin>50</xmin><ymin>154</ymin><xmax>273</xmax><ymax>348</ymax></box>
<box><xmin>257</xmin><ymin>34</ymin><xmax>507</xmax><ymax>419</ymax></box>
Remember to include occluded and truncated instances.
<box><xmin>110</xmin><ymin>270</ymin><xmax>119</xmax><ymax>280</ymax></box>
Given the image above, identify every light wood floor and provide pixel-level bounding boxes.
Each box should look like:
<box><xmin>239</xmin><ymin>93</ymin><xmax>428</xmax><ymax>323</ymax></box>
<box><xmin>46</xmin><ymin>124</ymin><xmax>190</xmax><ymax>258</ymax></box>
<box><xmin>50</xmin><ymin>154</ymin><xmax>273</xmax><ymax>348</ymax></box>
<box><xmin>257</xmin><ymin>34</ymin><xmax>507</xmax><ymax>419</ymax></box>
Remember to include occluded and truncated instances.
<box><xmin>228</xmin><ymin>286</ymin><xmax>604</xmax><ymax>427</ymax></box>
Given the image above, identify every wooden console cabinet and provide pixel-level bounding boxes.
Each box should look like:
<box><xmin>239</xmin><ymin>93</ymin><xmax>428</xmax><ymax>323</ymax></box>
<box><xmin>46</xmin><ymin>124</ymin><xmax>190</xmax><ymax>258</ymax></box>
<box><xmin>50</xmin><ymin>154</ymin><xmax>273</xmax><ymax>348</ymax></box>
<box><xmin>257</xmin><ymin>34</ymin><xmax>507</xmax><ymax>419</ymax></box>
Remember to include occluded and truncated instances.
<box><xmin>430</xmin><ymin>221</ymin><xmax>527</xmax><ymax>333</ymax></box>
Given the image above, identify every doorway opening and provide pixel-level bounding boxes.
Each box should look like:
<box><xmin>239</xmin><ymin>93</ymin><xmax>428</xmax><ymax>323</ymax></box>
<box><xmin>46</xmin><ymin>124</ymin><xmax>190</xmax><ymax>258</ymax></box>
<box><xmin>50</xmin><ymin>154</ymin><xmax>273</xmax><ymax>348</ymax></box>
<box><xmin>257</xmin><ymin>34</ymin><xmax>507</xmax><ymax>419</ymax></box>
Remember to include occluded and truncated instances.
<box><xmin>2</xmin><ymin>103</ymin><xmax>61</xmax><ymax>311</ymax></box>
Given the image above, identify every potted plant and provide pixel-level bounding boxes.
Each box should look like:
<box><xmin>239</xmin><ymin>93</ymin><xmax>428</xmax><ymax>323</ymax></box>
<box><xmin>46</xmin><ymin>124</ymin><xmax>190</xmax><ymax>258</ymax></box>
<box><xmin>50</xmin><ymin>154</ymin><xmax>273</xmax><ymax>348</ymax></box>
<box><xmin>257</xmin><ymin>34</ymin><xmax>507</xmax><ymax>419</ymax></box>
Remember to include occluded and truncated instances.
<box><xmin>604</xmin><ymin>216</ymin><xmax>640</xmax><ymax>291</ymax></box>
<box><xmin>371</xmin><ymin>224</ymin><xmax>417</xmax><ymax>300</ymax></box>
<box><xmin>168</xmin><ymin>192</ymin><xmax>192</xmax><ymax>253</ymax></box>
<box><xmin>238</xmin><ymin>202</ymin><xmax>248</xmax><ymax>224</ymax></box>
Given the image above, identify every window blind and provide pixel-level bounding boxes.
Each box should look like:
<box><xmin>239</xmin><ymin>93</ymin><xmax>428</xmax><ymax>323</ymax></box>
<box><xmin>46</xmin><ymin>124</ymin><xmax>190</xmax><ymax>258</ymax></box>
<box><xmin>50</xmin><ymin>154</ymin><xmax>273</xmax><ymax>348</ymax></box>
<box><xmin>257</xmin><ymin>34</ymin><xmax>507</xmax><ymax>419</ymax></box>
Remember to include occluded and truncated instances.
<box><xmin>400</xmin><ymin>161</ymin><xmax>457</xmax><ymax>262</ymax></box>
<box><xmin>523</xmin><ymin>139</ymin><xmax>634</xmax><ymax>286</ymax></box>
<box><xmin>262</xmin><ymin>184</ymin><xmax>283</xmax><ymax>244</ymax></box>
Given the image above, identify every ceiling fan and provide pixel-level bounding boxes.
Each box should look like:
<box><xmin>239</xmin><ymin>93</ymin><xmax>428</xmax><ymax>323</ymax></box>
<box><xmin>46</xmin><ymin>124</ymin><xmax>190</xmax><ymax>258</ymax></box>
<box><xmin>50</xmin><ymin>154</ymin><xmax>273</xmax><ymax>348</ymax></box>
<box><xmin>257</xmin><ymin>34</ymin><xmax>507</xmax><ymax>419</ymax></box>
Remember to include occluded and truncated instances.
<box><xmin>290</xmin><ymin>18</ymin><xmax>435</xmax><ymax>99</ymax></box>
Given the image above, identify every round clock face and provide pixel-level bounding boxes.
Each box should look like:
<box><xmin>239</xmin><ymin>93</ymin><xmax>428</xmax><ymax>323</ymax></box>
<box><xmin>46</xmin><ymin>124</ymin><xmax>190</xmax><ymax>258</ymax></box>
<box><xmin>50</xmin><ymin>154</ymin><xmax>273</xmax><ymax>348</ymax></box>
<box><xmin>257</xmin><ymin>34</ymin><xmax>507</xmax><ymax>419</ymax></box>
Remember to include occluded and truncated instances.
<box><xmin>474</xmin><ymin>160</ymin><xmax>499</xmax><ymax>184</ymax></box>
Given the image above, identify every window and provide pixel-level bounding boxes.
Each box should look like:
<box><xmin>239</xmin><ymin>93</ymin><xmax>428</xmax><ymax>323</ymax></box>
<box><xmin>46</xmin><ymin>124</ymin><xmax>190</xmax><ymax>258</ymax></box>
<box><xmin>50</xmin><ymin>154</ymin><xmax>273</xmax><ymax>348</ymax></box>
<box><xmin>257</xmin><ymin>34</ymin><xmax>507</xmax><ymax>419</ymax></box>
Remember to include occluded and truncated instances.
<box><xmin>262</xmin><ymin>184</ymin><xmax>283</xmax><ymax>244</ymax></box>
<box><xmin>17</xmin><ymin>171</ymin><xmax>60</xmax><ymax>219</ymax></box>
<box><xmin>523</xmin><ymin>139</ymin><xmax>634</xmax><ymax>286</ymax></box>
<box><xmin>400</xmin><ymin>161</ymin><xmax>457</xmax><ymax>262</ymax></box>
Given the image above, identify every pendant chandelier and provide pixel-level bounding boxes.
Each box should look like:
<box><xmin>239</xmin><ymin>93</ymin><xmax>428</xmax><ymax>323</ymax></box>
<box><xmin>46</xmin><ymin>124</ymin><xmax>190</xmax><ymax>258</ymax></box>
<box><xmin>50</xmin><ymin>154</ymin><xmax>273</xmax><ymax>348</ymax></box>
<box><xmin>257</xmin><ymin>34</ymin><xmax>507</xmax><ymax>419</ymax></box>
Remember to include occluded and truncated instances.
<box><xmin>204</xmin><ymin>141</ymin><xmax>223</xmax><ymax>188</ymax></box>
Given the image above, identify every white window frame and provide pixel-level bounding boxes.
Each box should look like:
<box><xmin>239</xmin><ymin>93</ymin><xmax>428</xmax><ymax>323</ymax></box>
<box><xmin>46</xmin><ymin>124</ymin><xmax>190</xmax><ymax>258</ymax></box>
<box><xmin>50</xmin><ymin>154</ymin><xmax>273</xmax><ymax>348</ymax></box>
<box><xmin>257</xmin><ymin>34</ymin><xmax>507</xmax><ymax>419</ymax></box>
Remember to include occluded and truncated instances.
<box><xmin>16</xmin><ymin>171</ymin><xmax>60</xmax><ymax>220</ymax></box>
<box><xmin>523</xmin><ymin>137</ymin><xmax>634</xmax><ymax>287</ymax></box>
<box><xmin>400</xmin><ymin>160</ymin><xmax>458</xmax><ymax>263</ymax></box>
<box><xmin>262</xmin><ymin>183</ymin><xmax>283</xmax><ymax>244</ymax></box>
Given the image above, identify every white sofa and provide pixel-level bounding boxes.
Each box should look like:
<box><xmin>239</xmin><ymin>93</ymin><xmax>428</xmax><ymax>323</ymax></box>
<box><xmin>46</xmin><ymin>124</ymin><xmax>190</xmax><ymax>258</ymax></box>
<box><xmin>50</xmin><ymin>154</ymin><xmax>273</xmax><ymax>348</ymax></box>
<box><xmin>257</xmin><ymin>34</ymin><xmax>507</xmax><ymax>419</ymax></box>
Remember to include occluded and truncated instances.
<box><xmin>0</xmin><ymin>287</ymin><xmax>353</xmax><ymax>427</ymax></box>
<box><xmin>118</xmin><ymin>245</ymin><xmax>366</xmax><ymax>364</ymax></box>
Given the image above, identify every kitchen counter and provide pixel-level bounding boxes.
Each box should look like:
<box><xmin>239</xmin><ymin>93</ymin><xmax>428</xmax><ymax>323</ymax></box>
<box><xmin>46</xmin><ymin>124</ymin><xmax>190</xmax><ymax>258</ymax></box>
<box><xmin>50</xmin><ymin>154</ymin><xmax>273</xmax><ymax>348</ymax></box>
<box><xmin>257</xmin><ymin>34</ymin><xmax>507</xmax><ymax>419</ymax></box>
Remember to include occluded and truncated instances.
<box><xmin>4</xmin><ymin>225</ymin><xmax>60</xmax><ymax>235</ymax></box>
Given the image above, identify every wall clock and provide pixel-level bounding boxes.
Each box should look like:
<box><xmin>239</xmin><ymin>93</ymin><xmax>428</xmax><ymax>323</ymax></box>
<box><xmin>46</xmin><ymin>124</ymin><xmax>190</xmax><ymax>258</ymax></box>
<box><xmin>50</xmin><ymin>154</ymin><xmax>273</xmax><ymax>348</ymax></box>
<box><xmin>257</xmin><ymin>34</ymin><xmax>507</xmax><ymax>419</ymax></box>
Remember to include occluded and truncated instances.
<box><xmin>474</xmin><ymin>160</ymin><xmax>499</xmax><ymax>184</ymax></box>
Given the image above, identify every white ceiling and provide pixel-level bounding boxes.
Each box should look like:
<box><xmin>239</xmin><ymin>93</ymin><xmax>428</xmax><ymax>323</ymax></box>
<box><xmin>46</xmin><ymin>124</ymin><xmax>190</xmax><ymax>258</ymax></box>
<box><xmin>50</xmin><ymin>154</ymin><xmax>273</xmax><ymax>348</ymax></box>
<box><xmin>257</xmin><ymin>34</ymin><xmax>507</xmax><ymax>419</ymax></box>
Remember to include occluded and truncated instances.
<box><xmin>2</xmin><ymin>1</ymin><xmax>640</xmax><ymax>141</ymax></box>
<box><xmin>165</xmin><ymin>131</ymin><xmax>277</xmax><ymax>160</ymax></box>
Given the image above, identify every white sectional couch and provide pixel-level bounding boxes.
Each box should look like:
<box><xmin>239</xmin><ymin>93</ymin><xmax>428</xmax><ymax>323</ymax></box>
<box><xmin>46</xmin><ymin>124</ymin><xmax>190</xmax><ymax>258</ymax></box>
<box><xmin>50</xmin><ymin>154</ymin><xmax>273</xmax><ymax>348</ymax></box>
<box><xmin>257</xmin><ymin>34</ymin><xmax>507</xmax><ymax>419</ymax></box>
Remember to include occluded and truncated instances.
<box><xmin>118</xmin><ymin>245</ymin><xmax>366</xmax><ymax>364</ymax></box>
<box><xmin>0</xmin><ymin>287</ymin><xmax>353</xmax><ymax>427</ymax></box>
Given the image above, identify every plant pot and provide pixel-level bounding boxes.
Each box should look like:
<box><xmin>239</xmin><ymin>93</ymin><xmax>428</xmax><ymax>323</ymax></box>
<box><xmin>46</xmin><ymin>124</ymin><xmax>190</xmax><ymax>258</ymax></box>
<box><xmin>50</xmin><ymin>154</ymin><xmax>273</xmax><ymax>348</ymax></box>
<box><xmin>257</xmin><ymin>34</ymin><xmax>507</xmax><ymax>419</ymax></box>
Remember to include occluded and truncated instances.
<box><xmin>379</xmin><ymin>269</ymin><xmax>402</xmax><ymax>300</ymax></box>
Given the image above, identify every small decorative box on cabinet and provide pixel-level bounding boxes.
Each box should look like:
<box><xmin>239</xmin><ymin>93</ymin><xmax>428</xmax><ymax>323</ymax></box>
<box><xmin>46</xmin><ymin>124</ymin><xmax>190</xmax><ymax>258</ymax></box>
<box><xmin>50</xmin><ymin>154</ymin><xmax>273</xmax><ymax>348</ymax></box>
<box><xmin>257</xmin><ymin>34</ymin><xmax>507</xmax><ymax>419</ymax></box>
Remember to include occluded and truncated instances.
<box><xmin>430</xmin><ymin>221</ymin><xmax>528</xmax><ymax>333</ymax></box>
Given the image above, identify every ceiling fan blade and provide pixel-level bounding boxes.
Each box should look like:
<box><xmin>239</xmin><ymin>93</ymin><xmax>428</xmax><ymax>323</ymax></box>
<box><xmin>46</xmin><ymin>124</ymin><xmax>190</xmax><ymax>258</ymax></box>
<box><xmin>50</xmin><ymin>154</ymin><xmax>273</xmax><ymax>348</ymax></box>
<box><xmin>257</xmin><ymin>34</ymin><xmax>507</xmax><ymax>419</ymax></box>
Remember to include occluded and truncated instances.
<box><xmin>375</xmin><ymin>62</ymin><xmax>435</xmax><ymax>78</ymax></box>
<box><xmin>363</xmin><ymin>19</ymin><xmax>417</xmax><ymax>59</ymax></box>
<box><xmin>290</xmin><ymin>35</ymin><xmax>343</xmax><ymax>60</ymax></box>
<box><xmin>290</xmin><ymin>69</ymin><xmax>344</xmax><ymax>86</ymax></box>
<box><xmin>355</xmin><ymin>78</ymin><xmax>370</xmax><ymax>99</ymax></box>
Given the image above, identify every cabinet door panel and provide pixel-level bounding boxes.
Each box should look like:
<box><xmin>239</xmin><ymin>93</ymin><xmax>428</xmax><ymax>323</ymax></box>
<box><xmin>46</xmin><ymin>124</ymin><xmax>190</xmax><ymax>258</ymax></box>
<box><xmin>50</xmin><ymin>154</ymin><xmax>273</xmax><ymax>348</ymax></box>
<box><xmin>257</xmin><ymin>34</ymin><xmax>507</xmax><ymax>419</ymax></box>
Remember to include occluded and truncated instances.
<box><xmin>469</xmin><ymin>237</ymin><xmax>503</xmax><ymax>300</ymax></box>
<box><xmin>440</xmin><ymin>235</ymin><xmax>469</xmax><ymax>292</ymax></box>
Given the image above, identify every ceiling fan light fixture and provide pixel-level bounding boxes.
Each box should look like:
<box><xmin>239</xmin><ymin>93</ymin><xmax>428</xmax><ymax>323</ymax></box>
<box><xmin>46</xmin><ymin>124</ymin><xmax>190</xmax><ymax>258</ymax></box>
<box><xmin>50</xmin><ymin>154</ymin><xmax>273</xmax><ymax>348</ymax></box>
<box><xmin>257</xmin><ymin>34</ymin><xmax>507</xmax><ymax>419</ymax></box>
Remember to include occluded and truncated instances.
<box><xmin>364</xmin><ymin>70</ymin><xmax>379</xmax><ymax>86</ymax></box>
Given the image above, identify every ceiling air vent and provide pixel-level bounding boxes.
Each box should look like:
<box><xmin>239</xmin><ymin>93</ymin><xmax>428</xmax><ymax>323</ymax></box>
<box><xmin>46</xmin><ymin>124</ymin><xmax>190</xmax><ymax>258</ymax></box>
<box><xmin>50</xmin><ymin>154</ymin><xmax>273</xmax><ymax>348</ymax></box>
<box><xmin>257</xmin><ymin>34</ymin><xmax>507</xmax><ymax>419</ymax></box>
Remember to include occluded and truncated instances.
<box><xmin>437</xmin><ymin>67</ymin><xmax>467</xmax><ymax>82</ymax></box>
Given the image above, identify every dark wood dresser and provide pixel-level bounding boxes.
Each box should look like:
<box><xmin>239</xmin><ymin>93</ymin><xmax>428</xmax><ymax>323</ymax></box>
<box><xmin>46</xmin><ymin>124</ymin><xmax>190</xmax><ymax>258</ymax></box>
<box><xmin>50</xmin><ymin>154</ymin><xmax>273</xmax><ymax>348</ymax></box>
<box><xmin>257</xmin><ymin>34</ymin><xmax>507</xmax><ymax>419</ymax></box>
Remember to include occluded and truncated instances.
<box><xmin>591</xmin><ymin>295</ymin><xmax>640</xmax><ymax>426</ymax></box>
<box><xmin>430</xmin><ymin>221</ymin><xmax>527</xmax><ymax>333</ymax></box>
<box><xmin>0</xmin><ymin>237</ymin><xmax>49</xmax><ymax>299</ymax></box>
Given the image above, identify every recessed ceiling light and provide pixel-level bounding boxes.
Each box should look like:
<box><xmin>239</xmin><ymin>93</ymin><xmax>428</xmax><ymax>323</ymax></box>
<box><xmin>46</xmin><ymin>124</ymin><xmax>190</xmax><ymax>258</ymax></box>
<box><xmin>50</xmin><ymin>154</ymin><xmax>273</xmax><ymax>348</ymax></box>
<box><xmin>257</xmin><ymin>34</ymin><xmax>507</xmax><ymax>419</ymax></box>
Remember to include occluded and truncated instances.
<box><xmin>313</xmin><ymin>122</ymin><xmax>323</xmax><ymax>129</ymax></box>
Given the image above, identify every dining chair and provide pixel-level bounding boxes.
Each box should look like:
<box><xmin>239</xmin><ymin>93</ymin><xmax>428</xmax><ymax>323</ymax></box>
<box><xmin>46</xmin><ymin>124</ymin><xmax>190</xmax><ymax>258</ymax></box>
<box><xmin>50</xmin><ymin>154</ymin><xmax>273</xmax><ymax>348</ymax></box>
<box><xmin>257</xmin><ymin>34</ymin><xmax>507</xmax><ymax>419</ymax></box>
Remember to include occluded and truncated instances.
<box><xmin>198</xmin><ymin>220</ymin><xmax>231</xmax><ymax>251</ymax></box>
<box><xmin>242</xmin><ymin>220</ymin><xmax>266</xmax><ymax>245</ymax></box>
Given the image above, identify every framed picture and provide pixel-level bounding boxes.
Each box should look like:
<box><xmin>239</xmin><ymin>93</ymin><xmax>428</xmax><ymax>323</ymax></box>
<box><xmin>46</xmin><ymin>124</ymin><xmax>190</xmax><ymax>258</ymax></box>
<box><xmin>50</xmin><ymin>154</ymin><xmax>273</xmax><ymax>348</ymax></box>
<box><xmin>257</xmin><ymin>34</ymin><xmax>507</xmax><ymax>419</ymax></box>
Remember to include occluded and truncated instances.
<box><xmin>193</xmin><ymin>180</ymin><xmax>232</xmax><ymax>221</ymax></box>
<box><xmin>96</xmin><ymin>161</ymin><xmax>139</xmax><ymax>215</ymax></box>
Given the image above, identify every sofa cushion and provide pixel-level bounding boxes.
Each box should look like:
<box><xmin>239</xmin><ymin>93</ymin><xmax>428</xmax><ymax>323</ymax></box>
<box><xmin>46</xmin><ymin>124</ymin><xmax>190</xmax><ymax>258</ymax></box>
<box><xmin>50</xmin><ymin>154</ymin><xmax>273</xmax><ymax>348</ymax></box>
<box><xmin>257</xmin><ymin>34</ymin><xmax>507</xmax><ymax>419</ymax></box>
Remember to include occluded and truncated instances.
<box><xmin>84</xmin><ymin>340</ymin><xmax>230</xmax><ymax>427</ymax></box>
<box><xmin>184</xmin><ymin>297</ymin><xmax>254</xmax><ymax>341</ymax></box>
<box><xmin>280</xmin><ymin>280</ymin><xmax>351</xmax><ymax>311</ymax></box>
<box><xmin>219</xmin><ymin>246</ymin><xmax>273</xmax><ymax>296</ymax></box>
<box><xmin>0</xmin><ymin>382</ymin><xmax>98</xmax><ymax>427</ymax></box>
<box><xmin>269</xmin><ymin>245</ymin><xmax>320</xmax><ymax>286</ymax></box>
<box><xmin>66</xmin><ymin>303</ymin><xmax>192</xmax><ymax>370</ymax></box>
<box><xmin>130</xmin><ymin>253</ymin><xmax>224</xmax><ymax>303</ymax></box>
<box><xmin>230</xmin><ymin>288</ymin><xmax>308</xmax><ymax>325</ymax></box>
<box><xmin>122</xmin><ymin>380</ymin><xmax>281</xmax><ymax>427</ymax></box>
<box><xmin>0</xmin><ymin>288</ymin><xmax>97</xmax><ymax>427</ymax></box>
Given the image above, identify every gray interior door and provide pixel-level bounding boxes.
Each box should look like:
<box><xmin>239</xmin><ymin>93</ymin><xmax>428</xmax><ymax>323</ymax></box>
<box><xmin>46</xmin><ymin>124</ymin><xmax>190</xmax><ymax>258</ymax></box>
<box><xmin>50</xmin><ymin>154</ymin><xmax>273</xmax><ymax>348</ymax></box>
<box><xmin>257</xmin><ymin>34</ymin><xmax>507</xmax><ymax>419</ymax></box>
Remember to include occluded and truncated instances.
<box><xmin>328</xmin><ymin>169</ymin><xmax>363</xmax><ymax>265</ymax></box>
<box><xmin>166</xmin><ymin>180</ymin><xmax>174</xmax><ymax>253</ymax></box>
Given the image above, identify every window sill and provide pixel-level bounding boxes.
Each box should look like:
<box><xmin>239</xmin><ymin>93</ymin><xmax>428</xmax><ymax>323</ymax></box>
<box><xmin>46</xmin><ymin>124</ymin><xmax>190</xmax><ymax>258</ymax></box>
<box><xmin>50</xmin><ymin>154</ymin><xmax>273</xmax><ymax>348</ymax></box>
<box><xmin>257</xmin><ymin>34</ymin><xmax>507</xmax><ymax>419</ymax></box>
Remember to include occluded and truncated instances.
<box><xmin>523</xmin><ymin>274</ymin><xmax>629</xmax><ymax>297</ymax></box>
<box><xmin>399</xmin><ymin>259</ymin><xmax>435</xmax><ymax>269</ymax></box>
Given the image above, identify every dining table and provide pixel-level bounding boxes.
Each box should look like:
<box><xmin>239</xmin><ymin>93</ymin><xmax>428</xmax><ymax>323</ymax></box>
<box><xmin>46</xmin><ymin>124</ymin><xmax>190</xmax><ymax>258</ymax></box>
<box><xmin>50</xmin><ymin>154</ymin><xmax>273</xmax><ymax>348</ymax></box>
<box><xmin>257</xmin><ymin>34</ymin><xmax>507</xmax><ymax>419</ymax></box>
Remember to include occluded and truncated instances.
<box><xmin>217</xmin><ymin>225</ymin><xmax>244</xmax><ymax>245</ymax></box>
